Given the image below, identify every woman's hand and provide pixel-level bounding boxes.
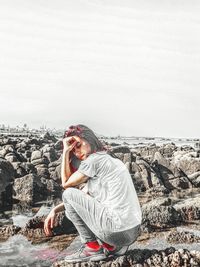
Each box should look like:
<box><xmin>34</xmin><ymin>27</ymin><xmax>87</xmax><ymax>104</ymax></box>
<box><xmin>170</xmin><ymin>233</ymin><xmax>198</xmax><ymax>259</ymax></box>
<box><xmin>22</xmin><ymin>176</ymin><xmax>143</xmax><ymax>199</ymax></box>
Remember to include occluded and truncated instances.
<box><xmin>44</xmin><ymin>210</ymin><xmax>56</xmax><ymax>236</ymax></box>
<box><xmin>63</xmin><ymin>136</ymin><xmax>78</xmax><ymax>153</ymax></box>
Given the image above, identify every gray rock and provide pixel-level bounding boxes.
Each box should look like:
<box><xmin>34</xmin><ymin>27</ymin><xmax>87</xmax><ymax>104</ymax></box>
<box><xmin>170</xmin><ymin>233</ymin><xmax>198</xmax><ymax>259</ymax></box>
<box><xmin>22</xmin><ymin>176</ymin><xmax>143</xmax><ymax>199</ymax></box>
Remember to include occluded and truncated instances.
<box><xmin>173</xmin><ymin>195</ymin><xmax>200</xmax><ymax>221</ymax></box>
<box><xmin>31</xmin><ymin>150</ymin><xmax>42</xmax><ymax>162</ymax></box>
<box><xmin>13</xmin><ymin>173</ymin><xmax>49</xmax><ymax>204</ymax></box>
<box><xmin>142</xmin><ymin>197</ymin><xmax>182</xmax><ymax>231</ymax></box>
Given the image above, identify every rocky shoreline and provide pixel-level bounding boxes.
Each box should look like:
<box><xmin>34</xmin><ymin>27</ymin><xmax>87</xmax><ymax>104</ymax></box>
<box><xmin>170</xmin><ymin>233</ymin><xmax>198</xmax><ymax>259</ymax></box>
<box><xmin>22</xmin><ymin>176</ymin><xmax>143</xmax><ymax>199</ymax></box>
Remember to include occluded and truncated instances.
<box><xmin>0</xmin><ymin>133</ymin><xmax>200</xmax><ymax>266</ymax></box>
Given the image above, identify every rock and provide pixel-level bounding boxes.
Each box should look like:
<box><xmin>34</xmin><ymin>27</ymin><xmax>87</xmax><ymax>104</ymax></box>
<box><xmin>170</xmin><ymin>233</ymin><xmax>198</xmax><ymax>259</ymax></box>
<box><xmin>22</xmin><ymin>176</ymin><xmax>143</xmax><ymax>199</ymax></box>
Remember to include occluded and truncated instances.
<box><xmin>123</xmin><ymin>153</ymin><xmax>132</xmax><ymax>164</ymax></box>
<box><xmin>113</xmin><ymin>152</ymin><xmax>124</xmax><ymax>161</ymax></box>
<box><xmin>36</xmin><ymin>166</ymin><xmax>50</xmax><ymax>178</ymax></box>
<box><xmin>51</xmin><ymin>164</ymin><xmax>61</xmax><ymax>182</ymax></box>
<box><xmin>40</xmin><ymin>178</ymin><xmax>62</xmax><ymax>198</ymax></box>
<box><xmin>12</xmin><ymin>162</ymin><xmax>27</xmax><ymax>178</ymax></box>
<box><xmin>19</xmin><ymin>211</ymin><xmax>76</xmax><ymax>243</ymax></box>
<box><xmin>31</xmin><ymin>157</ymin><xmax>49</xmax><ymax>166</ymax></box>
<box><xmin>173</xmin><ymin>195</ymin><xmax>200</xmax><ymax>221</ymax></box>
<box><xmin>55</xmin><ymin>140</ymin><xmax>63</xmax><ymax>151</ymax></box>
<box><xmin>0</xmin><ymin>144</ymin><xmax>14</xmax><ymax>157</ymax></box>
<box><xmin>13</xmin><ymin>174</ymin><xmax>49</xmax><ymax>204</ymax></box>
<box><xmin>41</xmin><ymin>132</ymin><xmax>57</xmax><ymax>143</ymax></box>
<box><xmin>142</xmin><ymin>197</ymin><xmax>182</xmax><ymax>231</ymax></box>
<box><xmin>5</xmin><ymin>152</ymin><xmax>18</xmax><ymax>162</ymax></box>
<box><xmin>136</xmin><ymin>158</ymin><xmax>158</xmax><ymax>190</ymax></box>
<box><xmin>53</xmin><ymin>248</ymin><xmax>200</xmax><ymax>267</ymax></box>
<box><xmin>169</xmin><ymin>177</ymin><xmax>190</xmax><ymax>189</ymax></box>
<box><xmin>0</xmin><ymin>157</ymin><xmax>15</xmax><ymax>208</ymax></box>
<box><xmin>31</xmin><ymin>150</ymin><xmax>42</xmax><ymax>162</ymax></box>
<box><xmin>111</xmin><ymin>145</ymin><xmax>131</xmax><ymax>154</ymax></box>
<box><xmin>188</xmin><ymin>171</ymin><xmax>200</xmax><ymax>187</ymax></box>
<box><xmin>166</xmin><ymin>229</ymin><xmax>200</xmax><ymax>244</ymax></box>
<box><xmin>41</xmin><ymin>144</ymin><xmax>58</xmax><ymax>162</ymax></box>
<box><xmin>172</xmin><ymin>151</ymin><xmax>200</xmax><ymax>175</ymax></box>
<box><xmin>158</xmin><ymin>143</ymin><xmax>178</xmax><ymax>158</ymax></box>
<box><xmin>0</xmin><ymin>225</ymin><xmax>21</xmax><ymax>242</ymax></box>
<box><xmin>136</xmin><ymin>144</ymin><xmax>160</xmax><ymax>161</ymax></box>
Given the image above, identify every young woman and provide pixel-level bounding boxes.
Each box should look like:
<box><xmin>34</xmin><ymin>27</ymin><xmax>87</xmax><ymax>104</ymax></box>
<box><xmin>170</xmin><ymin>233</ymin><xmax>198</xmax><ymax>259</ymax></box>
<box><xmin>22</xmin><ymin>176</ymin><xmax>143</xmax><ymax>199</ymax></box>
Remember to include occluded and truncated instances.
<box><xmin>44</xmin><ymin>124</ymin><xmax>142</xmax><ymax>263</ymax></box>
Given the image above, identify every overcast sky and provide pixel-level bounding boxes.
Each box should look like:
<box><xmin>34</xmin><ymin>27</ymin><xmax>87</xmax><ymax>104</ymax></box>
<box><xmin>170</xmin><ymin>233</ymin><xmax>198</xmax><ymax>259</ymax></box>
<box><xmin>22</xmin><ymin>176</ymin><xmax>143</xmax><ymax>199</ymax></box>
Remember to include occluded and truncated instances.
<box><xmin>0</xmin><ymin>0</ymin><xmax>200</xmax><ymax>138</ymax></box>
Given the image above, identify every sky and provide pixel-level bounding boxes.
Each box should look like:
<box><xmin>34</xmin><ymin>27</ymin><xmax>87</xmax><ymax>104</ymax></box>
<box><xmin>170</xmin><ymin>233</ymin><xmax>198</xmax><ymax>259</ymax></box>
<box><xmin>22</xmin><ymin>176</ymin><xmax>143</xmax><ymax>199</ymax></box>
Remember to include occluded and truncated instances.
<box><xmin>0</xmin><ymin>0</ymin><xmax>200</xmax><ymax>138</ymax></box>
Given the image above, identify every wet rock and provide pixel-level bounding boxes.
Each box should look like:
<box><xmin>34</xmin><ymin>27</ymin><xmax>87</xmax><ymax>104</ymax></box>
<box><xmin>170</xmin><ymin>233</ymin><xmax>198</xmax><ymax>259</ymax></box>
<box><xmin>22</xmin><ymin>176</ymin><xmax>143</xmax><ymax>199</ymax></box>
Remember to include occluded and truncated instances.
<box><xmin>19</xmin><ymin>211</ymin><xmax>76</xmax><ymax>243</ymax></box>
<box><xmin>0</xmin><ymin>225</ymin><xmax>21</xmax><ymax>241</ymax></box>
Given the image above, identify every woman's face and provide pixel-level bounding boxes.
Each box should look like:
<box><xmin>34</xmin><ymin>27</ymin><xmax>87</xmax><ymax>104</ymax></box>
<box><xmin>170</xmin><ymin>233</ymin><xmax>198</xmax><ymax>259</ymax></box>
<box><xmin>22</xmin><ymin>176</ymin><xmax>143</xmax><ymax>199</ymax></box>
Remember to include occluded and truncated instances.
<box><xmin>72</xmin><ymin>136</ymin><xmax>92</xmax><ymax>160</ymax></box>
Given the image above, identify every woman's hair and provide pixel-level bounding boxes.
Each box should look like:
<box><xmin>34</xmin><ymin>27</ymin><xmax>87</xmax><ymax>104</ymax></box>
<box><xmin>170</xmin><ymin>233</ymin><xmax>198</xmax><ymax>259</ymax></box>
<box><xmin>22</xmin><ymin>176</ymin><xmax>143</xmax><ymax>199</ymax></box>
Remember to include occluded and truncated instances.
<box><xmin>63</xmin><ymin>124</ymin><xmax>106</xmax><ymax>153</ymax></box>
<box><xmin>63</xmin><ymin>124</ymin><xmax>119</xmax><ymax>172</ymax></box>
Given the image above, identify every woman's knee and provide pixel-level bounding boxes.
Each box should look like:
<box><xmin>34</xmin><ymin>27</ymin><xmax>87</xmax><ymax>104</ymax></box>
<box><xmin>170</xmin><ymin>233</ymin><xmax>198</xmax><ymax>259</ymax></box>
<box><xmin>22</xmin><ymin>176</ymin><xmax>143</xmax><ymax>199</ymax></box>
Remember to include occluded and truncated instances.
<box><xmin>62</xmin><ymin>187</ymin><xmax>78</xmax><ymax>203</ymax></box>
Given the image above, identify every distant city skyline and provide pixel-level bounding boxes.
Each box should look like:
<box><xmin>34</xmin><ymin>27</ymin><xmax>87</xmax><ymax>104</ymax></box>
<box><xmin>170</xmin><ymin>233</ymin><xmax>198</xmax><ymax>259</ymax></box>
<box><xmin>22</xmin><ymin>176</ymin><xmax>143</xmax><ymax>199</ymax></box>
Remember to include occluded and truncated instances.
<box><xmin>1</xmin><ymin>1</ymin><xmax>200</xmax><ymax>139</ymax></box>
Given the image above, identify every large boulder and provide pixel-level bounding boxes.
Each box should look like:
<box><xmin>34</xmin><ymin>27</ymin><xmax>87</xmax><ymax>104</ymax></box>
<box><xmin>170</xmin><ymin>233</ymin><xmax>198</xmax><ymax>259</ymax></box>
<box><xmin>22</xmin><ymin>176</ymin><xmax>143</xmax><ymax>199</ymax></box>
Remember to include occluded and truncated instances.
<box><xmin>172</xmin><ymin>151</ymin><xmax>200</xmax><ymax>176</ymax></box>
<box><xmin>0</xmin><ymin>157</ymin><xmax>15</xmax><ymax>208</ymax></box>
<box><xmin>13</xmin><ymin>174</ymin><xmax>49</xmax><ymax>204</ymax></box>
<box><xmin>173</xmin><ymin>195</ymin><xmax>200</xmax><ymax>221</ymax></box>
<box><xmin>142</xmin><ymin>197</ymin><xmax>182</xmax><ymax>231</ymax></box>
<box><xmin>42</xmin><ymin>145</ymin><xmax>58</xmax><ymax>162</ymax></box>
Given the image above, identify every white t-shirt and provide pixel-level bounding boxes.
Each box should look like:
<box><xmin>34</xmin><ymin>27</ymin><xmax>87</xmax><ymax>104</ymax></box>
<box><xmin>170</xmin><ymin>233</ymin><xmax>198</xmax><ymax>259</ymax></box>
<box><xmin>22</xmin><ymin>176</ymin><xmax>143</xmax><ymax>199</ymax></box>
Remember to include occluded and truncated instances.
<box><xmin>77</xmin><ymin>151</ymin><xmax>142</xmax><ymax>231</ymax></box>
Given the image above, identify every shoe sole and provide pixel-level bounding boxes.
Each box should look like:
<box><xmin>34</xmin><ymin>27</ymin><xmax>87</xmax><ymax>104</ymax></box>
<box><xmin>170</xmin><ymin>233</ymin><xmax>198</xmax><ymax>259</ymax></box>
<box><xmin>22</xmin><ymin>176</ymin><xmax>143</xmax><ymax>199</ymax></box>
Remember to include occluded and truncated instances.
<box><xmin>104</xmin><ymin>245</ymin><xmax>129</xmax><ymax>257</ymax></box>
<box><xmin>65</xmin><ymin>254</ymin><xmax>107</xmax><ymax>263</ymax></box>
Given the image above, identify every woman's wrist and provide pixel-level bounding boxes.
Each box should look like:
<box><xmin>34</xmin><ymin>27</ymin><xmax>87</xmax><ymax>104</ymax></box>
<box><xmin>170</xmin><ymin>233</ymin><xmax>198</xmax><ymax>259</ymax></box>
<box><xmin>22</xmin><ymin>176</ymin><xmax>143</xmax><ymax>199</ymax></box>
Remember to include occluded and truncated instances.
<box><xmin>63</xmin><ymin>149</ymin><xmax>70</xmax><ymax>155</ymax></box>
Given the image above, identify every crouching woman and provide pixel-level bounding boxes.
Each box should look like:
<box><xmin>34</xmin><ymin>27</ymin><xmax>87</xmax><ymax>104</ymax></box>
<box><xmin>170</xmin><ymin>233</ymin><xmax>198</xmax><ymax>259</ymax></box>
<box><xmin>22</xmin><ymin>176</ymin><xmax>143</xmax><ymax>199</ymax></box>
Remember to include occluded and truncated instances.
<box><xmin>44</xmin><ymin>124</ymin><xmax>142</xmax><ymax>263</ymax></box>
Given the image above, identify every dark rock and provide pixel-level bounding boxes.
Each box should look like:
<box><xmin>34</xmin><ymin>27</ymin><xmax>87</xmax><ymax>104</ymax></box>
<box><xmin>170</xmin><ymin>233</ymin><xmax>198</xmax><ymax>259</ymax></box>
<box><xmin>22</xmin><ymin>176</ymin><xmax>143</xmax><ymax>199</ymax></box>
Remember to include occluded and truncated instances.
<box><xmin>55</xmin><ymin>140</ymin><xmax>63</xmax><ymax>151</ymax></box>
<box><xmin>41</xmin><ymin>132</ymin><xmax>57</xmax><ymax>143</ymax></box>
<box><xmin>111</xmin><ymin>146</ymin><xmax>131</xmax><ymax>154</ymax></box>
<box><xmin>169</xmin><ymin>177</ymin><xmax>190</xmax><ymax>189</ymax></box>
<box><xmin>0</xmin><ymin>157</ymin><xmax>15</xmax><ymax>208</ymax></box>
<box><xmin>42</xmin><ymin>144</ymin><xmax>58</xmax><ymax>162</ymax></box>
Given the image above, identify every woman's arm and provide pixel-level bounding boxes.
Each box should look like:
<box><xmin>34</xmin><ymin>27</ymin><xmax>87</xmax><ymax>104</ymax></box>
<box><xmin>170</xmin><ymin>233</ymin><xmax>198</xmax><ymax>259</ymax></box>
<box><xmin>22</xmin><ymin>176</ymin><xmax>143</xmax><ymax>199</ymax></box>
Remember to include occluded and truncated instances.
<box><xmin>62</xmin><ymin>171</ymin><xmax>89</xmax><ymax>189</ymax></box>
<box><xmin>61</xmin><ymin>137</ymin><xmax>78</xmax><ymax>187</ymax></box>
<box><xmin>61</xmin><ymin>150</ymin><xmax>72</xmax><ymax>187</ymax></box>
<box><xmin>44</xmin><ymin>202</ymin><xmax>65</xmax><ymax>236</ymax></box>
